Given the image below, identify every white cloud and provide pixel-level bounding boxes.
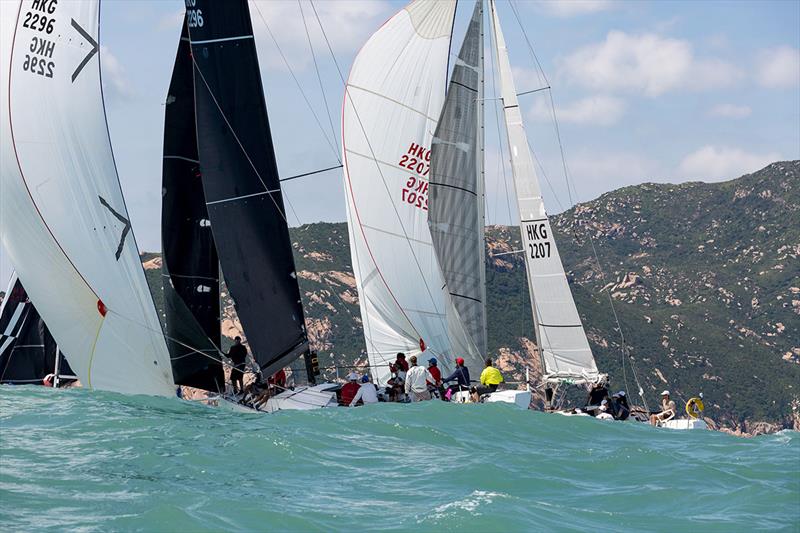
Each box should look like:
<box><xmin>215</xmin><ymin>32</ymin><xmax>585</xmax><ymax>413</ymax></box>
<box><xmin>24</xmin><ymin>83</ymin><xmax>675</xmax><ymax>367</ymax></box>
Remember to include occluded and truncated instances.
<box><xmin>756</xmin><ymin>46</ymin><xmax>800</xmax><ymax>89</ymax></box>
<box><xmin>529</xmin><ymin>95</ymin><xmax>626</xmax><ymax>126</ymax></box>
<box><xmin>678</xmin><ymin>146</ymin><xmax>780</xmax><ymax>180</ymax></box>
<box><xmin>707</xmin><ymin>103</ymin><xmax>751</xmax><ymax>119</ymax></box>
<box><xmin>156</xmin><ymin>10</ymin><xmax>184</xmax><ymax>32</ymax></box>
<box><xmin>100</xmin><ymin>46</ymin><xmax>134</xmax><ymax>100</ymax></box>
<box><xmin>535</xmin><ymin>0</ymin><xmax>615</xmax><ymax>17</ymax></box>
<box><xmin>249</xmin><ymin>0</ymin><xmax>391</xmax><ymax>72</ymax></box>
<box><xmin>558</xmin><ymin>31</ymin><xmax>742</xmax><ymax>96</ymax></box>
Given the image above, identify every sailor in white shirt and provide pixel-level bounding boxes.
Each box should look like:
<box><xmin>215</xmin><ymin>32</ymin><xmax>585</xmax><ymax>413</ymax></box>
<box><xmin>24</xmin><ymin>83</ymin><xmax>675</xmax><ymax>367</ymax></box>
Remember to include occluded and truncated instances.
<box><xmin>404</xmin><ymin>355</ymin><xmax>434</xmax><ymax>402</ymax></box>
<box><xmin>350</xmin><ymin>375</ymin><xmax>379</xmax><ymax>406</ymax></box>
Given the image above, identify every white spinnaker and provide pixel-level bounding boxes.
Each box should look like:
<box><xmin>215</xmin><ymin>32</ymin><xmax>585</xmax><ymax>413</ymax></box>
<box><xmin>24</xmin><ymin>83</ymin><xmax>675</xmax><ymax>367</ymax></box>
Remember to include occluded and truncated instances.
<box><xmin>343</xmin><ymin>0</ymin><xmax>473</xmax><ymax>384</ymax></box>
<box><xmin>489</xmin><ymin>1</ymin><xmax>599</xmax><ymax>383</ymax></box>
<box><xmin>0</xmin><ymin>1</ymin><xmax>175</xmax><ymax>396</ymax></box>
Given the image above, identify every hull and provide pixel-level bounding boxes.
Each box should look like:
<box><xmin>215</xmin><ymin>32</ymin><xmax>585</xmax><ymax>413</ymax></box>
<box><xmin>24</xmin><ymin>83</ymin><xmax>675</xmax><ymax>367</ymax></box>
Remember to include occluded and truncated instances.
<box><xmin>452</xmin><ymin>389</ymin><xmax>531</xmax><ymax>409</ymax></box>
<box><xmin>660</xmin><ymin>418</ymin><xmax>709</xmax><ymax>430</ymax></box>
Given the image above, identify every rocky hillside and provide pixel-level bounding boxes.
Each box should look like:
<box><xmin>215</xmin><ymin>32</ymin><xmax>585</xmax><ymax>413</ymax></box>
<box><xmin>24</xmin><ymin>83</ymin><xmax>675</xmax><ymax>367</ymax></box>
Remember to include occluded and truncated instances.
<box><xmin>141</xmin><ymin>161</ymin><xmax>799</xmax><ymax>431</ymax></box>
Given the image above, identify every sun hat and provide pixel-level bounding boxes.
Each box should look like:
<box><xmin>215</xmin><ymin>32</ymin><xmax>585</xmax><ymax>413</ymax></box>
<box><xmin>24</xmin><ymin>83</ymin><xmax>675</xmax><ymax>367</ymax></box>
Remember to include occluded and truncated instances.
<box><xmin>455</xmin><ymin>357</ymin><xmax>465</xmax><ymax>365</ymax></box>
<box><xmin>661</xmin><ymin>390</ymin><xmax>670</xmax><ymax>396</ymax></box>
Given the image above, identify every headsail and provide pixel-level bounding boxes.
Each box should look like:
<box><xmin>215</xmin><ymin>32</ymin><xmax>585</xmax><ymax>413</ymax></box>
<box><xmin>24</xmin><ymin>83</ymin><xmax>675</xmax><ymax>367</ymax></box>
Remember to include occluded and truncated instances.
<box><xmin>1</xmin><ymin>0</ymin><xmax>175</xmax><ymax>395</ymax></box>
<box><xmin>0</xmin><ymin>273</ymin><xmax>75</xmax><ymax>384</ymax></box>
<box><xmin>342</xmin><ymin>0</ymin><xmax>461</xmax><ymax>384</ymax></box>
<box><xmin>187</xmin><ymin>0</ymin><xmax>308</xmax><ymax>377</ymax></box>
<box><xmin>162</xmin><ymin>18</ymin><xmax>224</xmax><ymax>392</ymax></box>
<box><xmin>429</xmin><ymin>0</ymin><xmax>488</xmax><ymax>363</ymax></box>
<box><xmin>489</xmin><ymin>1</ymin><xmax>599</xmax><ymax>384</ymax></box>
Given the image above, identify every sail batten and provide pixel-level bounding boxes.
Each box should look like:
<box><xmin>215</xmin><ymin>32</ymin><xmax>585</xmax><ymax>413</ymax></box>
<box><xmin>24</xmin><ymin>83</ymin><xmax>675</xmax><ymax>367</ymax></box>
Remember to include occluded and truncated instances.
<box><xmin>187</xmin><ymin>0</ymin><xmax>308</xmax><ymax>377</ymax></box>
<box><xmin>429</xmin><ymin>0</ymin><xmax>487</xmax><ymax>366</ymax></box>
<box><xmin>489</xmin><ymin>1</ymin><xmax>599</xmax><ymax>383</ymax></box>
<box><xmin>342</xmin><ymin>0</ymin><xmax>462</xmax><ymax>385</ymax></box>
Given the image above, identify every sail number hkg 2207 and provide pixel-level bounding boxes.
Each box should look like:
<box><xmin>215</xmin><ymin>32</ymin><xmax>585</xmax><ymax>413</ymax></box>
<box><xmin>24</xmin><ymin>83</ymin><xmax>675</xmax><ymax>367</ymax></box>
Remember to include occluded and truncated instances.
<box><xmin>525</xmin><ymin>222</ymin><xmax>552</xmax><ymax>260</ymax></box>
<box><xmin>398</xmin><ymin>142</ymin><xmax>430</xmax><ymax>212</ymax></box>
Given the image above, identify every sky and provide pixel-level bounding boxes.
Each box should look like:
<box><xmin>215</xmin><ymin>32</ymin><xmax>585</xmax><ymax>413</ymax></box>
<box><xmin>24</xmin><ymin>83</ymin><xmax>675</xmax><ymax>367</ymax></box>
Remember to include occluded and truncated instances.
<box><xmin>1</xmin><ymin>0</ymin><xmax>799</xmax><ymax>285</ymax></box>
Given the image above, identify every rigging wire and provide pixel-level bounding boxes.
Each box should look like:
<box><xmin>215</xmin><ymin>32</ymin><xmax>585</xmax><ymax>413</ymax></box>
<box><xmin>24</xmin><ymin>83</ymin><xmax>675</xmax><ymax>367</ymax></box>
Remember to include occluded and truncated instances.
<box><xmin>506</xmin><ymin>0</ymin><xmax>648</xmax><ymax>408</ymax></box>
<box><xmin>250</xmin><ymin>1</ymin><xmax>340</xmax><ymax>164</ymax></box>
<box><xmin>297</xmin><ymin>0</ymin><xmax>341</xmax><ymax>163</ymax></box>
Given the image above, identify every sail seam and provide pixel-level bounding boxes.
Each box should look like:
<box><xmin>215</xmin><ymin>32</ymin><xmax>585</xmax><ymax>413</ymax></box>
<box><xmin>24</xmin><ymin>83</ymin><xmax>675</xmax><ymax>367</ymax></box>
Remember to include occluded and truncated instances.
<box><xmin>449</xmin><ymin>292</ymin><xmax>482</xmax><ymax>304</ymax></box>
<box><xmin>205</xmin><ymin>189</ymin><xmax>281</xmax><ymax>205</ymax></box>
<box><xmin>430</xmin><ymin>181</ymin><xmax>478</xmax><ymax>196</ymax></box>
<box><xmin>190</xmin><ymin>35</ymin><xmax>253</xmax><ymax>45</ymax></box>
<box><xmin>347</xmin><ymin>84</ymin><xmax>439</xmax><ymax>122</ymax></box>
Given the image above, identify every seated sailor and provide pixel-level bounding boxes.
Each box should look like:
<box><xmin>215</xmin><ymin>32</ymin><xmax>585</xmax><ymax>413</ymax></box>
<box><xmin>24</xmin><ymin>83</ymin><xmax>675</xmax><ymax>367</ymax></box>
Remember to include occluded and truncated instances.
<box><xmin>350</xmin><ymin>374</ymin><xmax>379</xmax><ymax>406</ymax></box>
<box><xmin>650</xmin><ymin>390</ymin><xmax>676</xmax><ymax>425</ymax></box>
<box><xmin>612</xmin><ymin>391</ymin><xmax>630</xmax><ymax>420</ymax></box>
<box><xmin>443</xmin><ymin>357</ymin><xmax>471</xmax><ymax>399</ymax></box>
<box><xmin>476</xmin><ymin>358</ymin><xmax>503</xmax><ymax>396</ymax></box>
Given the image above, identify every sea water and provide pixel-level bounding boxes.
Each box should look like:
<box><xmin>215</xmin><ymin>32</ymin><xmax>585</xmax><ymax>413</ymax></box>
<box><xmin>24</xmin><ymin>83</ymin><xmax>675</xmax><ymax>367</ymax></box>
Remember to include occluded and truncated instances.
<box><xmin>1</xmin><ymin>386</ymin><xmax>798</xmax><ymax>532</ymax></box>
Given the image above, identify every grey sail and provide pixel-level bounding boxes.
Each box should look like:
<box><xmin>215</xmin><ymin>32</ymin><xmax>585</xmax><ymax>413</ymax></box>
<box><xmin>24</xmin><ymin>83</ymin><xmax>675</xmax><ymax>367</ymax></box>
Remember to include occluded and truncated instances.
<box><xmin>428</xmin><ymin>0</ymin><xmax>487</xmax><ymax>357</ymax></box>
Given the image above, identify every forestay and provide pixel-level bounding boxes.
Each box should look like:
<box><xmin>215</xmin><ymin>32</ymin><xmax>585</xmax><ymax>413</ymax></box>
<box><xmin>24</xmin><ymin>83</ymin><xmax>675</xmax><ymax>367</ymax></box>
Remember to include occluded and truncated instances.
<box><xmin>489</xmin><ymin>1</ymin><xmax>599</xmax><ymax>383</ymax></box>
<box><xmin>0</xmin><ymin>0</ymin><xmax>175</xmax><ymax>395</ymax></box>
<box><xmin>342</xmin><ymin>0</ymin><xmax>461</xmax><ymax>384</ymax></box>
<box><xmin>429</xmin><ymin>0</ymin><xmax>487</xmax><ymax>366</ymax></box>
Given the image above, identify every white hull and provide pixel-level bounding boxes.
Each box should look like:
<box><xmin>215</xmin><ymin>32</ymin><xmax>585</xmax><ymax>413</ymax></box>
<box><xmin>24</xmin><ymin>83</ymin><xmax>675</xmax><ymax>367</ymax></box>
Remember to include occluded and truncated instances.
<box><xmin>452</xmin><ymin>389</ymin><xmax>531</xmax><ymax>409</ymax></box>
<box><xmin>659</xmin><ymin>418</ymin><xmax>708</xmax><ymax>430</ymax></box>
<box><xmin>209</xmin><ymin>384</ymin><xmax>339</xmax><ymax>414</ymax></box>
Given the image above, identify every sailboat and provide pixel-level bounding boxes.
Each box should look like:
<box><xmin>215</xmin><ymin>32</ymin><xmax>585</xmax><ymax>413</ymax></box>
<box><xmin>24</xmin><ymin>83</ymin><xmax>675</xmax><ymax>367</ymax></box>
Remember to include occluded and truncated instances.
<box><xmin>0</xmin><ymin>273</ymin><xmax>77</xmax><ymax>387</ymax></box>
<box><xmin>1</xmin><ymin>0</ymin><xmax>176</xmax><ymax>397</ymax></box>
<box><xmin>161</xmin><ymin>1</ymin><xmax>337</xmax><ymax>412</ymax></box>
<box><xmin>342</xmin><ymin>0</ymin><xmax>604</xmax><ymax>408</ymax></box>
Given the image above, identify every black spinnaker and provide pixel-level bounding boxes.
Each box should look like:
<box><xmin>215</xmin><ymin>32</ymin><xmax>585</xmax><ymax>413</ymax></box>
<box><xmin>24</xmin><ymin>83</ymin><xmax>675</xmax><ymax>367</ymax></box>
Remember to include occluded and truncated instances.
<box><xmin>162</xmin><ymin>17</ymin><xmax>225</xmax><ymax>392</ymax></box>
<box><xmin>0</xmin><ymin>275</ymin><xmax>76</xmax><ymax>385</ymax></box>
<box><xmin>187</xmin><ymin>0</ymin><xmax>309</xmax><ymax>378</ymax></box>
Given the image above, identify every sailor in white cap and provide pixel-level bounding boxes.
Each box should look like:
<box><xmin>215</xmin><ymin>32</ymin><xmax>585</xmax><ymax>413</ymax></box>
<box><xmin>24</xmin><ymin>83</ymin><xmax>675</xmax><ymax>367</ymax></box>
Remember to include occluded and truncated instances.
<box><xmin>650</xmin><ymin>390</ymin><xmax>677</xmax><ymax>426</ymax></box>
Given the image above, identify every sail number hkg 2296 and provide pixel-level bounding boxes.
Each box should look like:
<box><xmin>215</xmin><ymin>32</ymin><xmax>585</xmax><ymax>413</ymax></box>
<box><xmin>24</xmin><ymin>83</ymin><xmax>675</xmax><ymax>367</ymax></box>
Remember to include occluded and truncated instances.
<box><xmin>525</xmin><ymin>222</ymin><xmax>551</xmax><ymax>260</ymax></box>
<box><xmin>185</xmin><ymin>0</ymin><xmax>204</xmax><ymax>28</ymax></box>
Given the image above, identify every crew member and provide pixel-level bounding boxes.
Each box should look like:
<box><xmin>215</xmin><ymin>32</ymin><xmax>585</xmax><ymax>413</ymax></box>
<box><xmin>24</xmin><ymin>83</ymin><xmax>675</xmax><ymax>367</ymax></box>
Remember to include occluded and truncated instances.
<box><xmin>650</xmin><ymin>390</ymin><xmax>676</xmax><ymax>426</ymax></box>
<box><xmin>427</xmin><ymin>358</ymin><xmax>444</xmax><ymax>399</ymax></box>
<box><xmin>268</xmin><ymin>367</ymin><xmax>287</xmax><ymax>393</ymax></box>
<box><xmin>228</xmin><ymin>336</ymin><xmax>248</xmax><ymax>394</ymax></box>
<box><xmin>404</xmin><ymin>356</ymin><xmax>434</xmax><ymax>402</ymax></box>
<box><xmin>612</xmin><ymin>391</ymin><xmax>630</xmax><ymax>420</ymax></box>
<box><xmin>350</xmin><ymin>375</ymin><xmax>379</xmax><ymax>406</ymax></box>
<box><xmin>477</xmin><ymin>358</ymin><xmax>503</xmax><ymax>396</ymax></box>
<box><xmin>443</xmin><ymin>357</ymin><xmax>471</xmax><ymax>398</ymax></box>
<box><xmin>341</xmin><ymin>373</ymin><xmax>361</xmax><ymax>406</ymax></box>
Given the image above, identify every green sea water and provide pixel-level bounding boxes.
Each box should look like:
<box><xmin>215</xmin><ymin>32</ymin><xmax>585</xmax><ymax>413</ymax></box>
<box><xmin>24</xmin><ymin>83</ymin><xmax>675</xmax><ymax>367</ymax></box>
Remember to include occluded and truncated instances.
<box><xmin>0</xmin><ymin>386</ymin><xmax>798</xmax><ymax>532</ymax></box>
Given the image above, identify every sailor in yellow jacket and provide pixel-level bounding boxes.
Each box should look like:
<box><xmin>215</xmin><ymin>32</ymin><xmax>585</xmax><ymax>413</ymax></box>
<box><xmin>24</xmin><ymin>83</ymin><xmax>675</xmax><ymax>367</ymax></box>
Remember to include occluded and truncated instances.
<box><xmin>477</xmin><ymin>358</ymin><xmax>503</xmax><ymax>396</ymax></box>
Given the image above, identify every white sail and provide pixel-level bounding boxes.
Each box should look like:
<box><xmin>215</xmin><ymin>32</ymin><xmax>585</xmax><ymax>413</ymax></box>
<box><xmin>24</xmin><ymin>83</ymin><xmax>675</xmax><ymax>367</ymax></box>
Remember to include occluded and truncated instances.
<box><xmin>489</xmin><ymin>1</ymin><xmax>599</xmax><ymax>384</ymax></box>
<box><xmin>0</xmin><ymin>0</ymin><xmax>175</xmax><ymax>396</ymax></box>
<box><xmin>342</xmin><ymin>0</ymin><xmax>471</xmax><ymax>384</ymax></box>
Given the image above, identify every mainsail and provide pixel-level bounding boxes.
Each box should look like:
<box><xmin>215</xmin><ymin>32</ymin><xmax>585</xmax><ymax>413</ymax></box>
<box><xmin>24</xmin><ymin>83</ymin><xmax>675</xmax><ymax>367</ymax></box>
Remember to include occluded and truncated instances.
<box><xmin>0</xmin><ymin>273</ymin><xmax>75</xmax><ymax>384</ymax></box>
<box><xmin>0</xmin><ymin>0</ymin><xmax>175</xmax><ymax>396</ymax></box>
<box><xmin>342</xmin><ymin>0</ymin><xmax>466</xmax><ymax>384</ymax></box>
<box><xmin>489</xmin><ymin>1</ymin><xmax>599</xmax><ymax>383</ymax></box>
<box><xmin>429</xmin><ymin>0</ymin><xmax>488</xmax><ymax>361</ymax></box>
<box><xmin>187</xmin><ymin>0</ymin><xmax>308</xmax><ymax>377</ymax></box>
<box><xmin>162</xmin><ymin>18</ymin><xmax>224</xmax><ymax>392</ymax></box>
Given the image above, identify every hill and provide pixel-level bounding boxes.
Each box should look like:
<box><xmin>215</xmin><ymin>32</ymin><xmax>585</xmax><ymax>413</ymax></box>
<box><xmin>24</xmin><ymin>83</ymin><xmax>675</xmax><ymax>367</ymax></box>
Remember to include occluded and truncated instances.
<box><xmin>136</xmin><ymin>160</ymin><xmax>796</xmax><ymax>431</ymax></box>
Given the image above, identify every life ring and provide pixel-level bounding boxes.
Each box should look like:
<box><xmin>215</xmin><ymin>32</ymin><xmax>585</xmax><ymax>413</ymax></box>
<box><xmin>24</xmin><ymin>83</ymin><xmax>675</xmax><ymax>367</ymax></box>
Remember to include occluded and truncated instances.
<box><xmin>686</xmin><ymin>397</ymin><xmax>704</xmax><ymax>418</ymax></box>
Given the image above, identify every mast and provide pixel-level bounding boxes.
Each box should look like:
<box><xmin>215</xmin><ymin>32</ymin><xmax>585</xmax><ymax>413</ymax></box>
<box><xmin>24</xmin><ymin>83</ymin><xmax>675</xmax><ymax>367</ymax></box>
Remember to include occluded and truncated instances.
<box><xmin>489</xmin><ymin>1</ymin><xmax>599</xmax><ymax>384</ymax></box>
<box><xmin>2</xmin><ymin>0</ymin><xmax>175</xmax><ymax>396</ymax></box>
<box><xmin>162</xmin><ymin>17</ymin><xmax>224</xmax><ymax>392</ymax></box>
<box><xmin>428</xmin><ymin>0</ymin><xmax>487</xmax><ymax>367</ymax></box>
<box><xmin>341</xmin><ymin>0</ymin><xmax>459</xmax><ymax>385</ymax></box>
<box><xmin>186</xmin><ymin>0</ymin><xmax>308</xmax><ymax>378</ymax></box>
